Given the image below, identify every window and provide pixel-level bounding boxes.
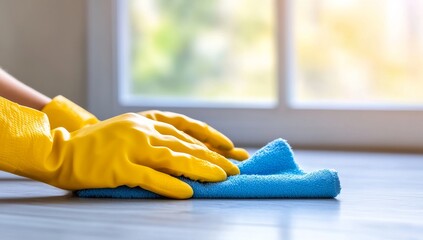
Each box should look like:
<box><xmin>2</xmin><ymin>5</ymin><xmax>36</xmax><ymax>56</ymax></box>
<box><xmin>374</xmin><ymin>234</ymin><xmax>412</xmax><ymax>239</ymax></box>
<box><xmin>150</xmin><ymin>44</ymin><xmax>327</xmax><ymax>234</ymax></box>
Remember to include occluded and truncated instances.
<box><xmin>293</xmin><ymin>0</ymin><xmax>423</xmax><ymax>108</ymax></box>
<box><xmin>88</xmin><ymin>0</ymin><xmax>423</xmax><ymax>150</ymax></box>
<box><xmin>121</xmin><ymin>0</ymin><xmax>277</xmax><ymax>108</ymax></box>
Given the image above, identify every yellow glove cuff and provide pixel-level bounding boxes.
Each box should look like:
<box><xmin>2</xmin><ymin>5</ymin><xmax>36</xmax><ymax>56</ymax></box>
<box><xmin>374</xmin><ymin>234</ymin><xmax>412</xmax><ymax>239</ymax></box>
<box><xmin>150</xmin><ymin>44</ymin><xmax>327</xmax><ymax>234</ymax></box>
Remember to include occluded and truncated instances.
<box><xmin>42</xmin><ymin>95</ymin><xmax>99</xmax><ymax>132</ymax></box>
<box><xmin>0</xmin><ymin>97</ymin><xmax>53</xmax><ymax>176</ymax></box>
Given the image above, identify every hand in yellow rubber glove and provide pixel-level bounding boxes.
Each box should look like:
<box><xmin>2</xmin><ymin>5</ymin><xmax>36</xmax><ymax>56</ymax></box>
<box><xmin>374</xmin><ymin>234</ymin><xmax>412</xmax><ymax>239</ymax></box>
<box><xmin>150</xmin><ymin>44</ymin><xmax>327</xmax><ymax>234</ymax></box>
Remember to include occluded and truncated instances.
<box><xmin>0</xmin><ymin>97</ymin><xmax>239</xmax><ymax>199</ymax></box>
<box><xmin>42</xmin><ymin>96</ymin><xmax>249</xmax><ymax>160</ymax></box>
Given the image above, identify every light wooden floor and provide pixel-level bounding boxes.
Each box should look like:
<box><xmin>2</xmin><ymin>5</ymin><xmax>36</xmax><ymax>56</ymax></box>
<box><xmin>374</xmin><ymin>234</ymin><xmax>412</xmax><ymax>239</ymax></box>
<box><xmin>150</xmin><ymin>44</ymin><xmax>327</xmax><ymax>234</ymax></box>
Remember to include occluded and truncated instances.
<box><xmin>0</xmin><ymin>150</ymin><xmax>422</xmax><ymax>240</ymax></box>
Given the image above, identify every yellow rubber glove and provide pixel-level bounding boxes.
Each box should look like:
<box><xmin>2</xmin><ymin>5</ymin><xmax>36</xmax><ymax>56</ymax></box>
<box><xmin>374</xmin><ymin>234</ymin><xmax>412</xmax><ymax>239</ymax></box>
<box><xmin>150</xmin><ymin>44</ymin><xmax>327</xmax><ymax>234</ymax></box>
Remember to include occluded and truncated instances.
<box><xmin>0</xmin><ymin>97</ymin><xmax>239</xmax><ymax>199</ymax></box>
<box><xmin>42</xmin><ymin>96</ymin><xmax>249</xmax><ymax>160</ymax></box>
<box><xmin>140</xmin><ymin>110</ymin><xmax>250</xmax><ymax>161</ymax></box>
<box><xmin>41</xmin><ymin>95</ymin><xmax>99</xmax><ymax>132</ymax></box>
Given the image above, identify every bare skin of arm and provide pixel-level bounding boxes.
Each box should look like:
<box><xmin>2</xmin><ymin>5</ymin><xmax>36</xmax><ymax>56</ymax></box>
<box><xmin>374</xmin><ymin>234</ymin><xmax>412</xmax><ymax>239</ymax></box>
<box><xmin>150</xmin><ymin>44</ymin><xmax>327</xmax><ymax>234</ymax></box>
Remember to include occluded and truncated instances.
<box><xmin>0</xmin><ymin>68</ymin><xmax>51</xmax><ymax>110</ymax></box>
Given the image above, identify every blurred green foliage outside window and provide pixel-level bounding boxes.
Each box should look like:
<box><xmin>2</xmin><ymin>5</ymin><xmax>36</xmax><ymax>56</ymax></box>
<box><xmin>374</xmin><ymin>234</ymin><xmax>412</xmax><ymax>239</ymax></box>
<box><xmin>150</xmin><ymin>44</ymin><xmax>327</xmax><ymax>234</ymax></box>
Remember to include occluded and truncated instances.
<box><xmin>128</xmin><ymin>0</ymin><xmax>276</xmax><ymax>105</ymax></box>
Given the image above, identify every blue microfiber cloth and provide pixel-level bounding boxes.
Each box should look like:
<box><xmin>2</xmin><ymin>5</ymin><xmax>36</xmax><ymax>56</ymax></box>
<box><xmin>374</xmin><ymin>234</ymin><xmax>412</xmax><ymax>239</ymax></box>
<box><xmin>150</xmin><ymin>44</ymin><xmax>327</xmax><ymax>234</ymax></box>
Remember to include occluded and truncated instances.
<box><xmin>75</xmin><ymin>138</ymin><xmax>341</xmax><ymax>199</ymax></box>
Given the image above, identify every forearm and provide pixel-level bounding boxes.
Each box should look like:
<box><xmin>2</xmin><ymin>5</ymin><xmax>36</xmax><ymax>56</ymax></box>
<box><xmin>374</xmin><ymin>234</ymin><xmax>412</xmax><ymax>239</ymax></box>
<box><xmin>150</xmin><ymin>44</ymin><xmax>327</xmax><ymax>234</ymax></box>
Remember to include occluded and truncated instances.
<box><xmin>0</xmin><ymin>68</ymin><xmax>51</xmax><ymax>110</ymax></box>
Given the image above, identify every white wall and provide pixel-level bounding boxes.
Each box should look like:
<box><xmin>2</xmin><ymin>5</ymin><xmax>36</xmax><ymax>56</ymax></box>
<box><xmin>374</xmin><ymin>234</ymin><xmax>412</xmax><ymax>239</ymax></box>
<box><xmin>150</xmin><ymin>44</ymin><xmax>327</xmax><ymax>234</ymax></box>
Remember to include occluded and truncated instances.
<box><xmin>0</xmin><ymin>0</ymin><xmax>87</xmax><ymax>106</ymax></box>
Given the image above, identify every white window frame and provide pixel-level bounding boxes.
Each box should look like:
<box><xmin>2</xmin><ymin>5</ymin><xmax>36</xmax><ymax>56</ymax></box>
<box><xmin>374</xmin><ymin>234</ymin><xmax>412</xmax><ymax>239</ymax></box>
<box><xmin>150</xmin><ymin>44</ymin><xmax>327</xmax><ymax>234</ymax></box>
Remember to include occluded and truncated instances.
<box><xmin>87</xmin><ymin>0</ymin><xmax>423</xmax><ymax>151</ymax></box>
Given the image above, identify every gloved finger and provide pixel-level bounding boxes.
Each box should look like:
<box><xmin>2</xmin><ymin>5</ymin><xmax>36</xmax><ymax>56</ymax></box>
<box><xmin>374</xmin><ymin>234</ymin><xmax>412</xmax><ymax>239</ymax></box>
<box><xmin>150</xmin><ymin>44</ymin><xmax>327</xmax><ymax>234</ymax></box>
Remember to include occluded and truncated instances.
<box><xmin>205</xmin><ymin>144</ymin><xmax>250</xmax><ymax>161</ymax></box>
<box><xmin>194</xmin><ymin>124</ymin><xmax>235</xmax><ymax>151</ymax></box>
<box><xmin>124</xmin><ymin>164</ymin><xmax>193</xmax><ymax>199</ymax></box>
<box><xmin>150</xmin><ymin>135</ymin><xmax>240</xmax><ymax>176</ymax></box>
<box><xmin>133</xmin><ymin>147</ymin><xmax>228</xmax><ymax>182</ymax></box>
<box><xmin>140</xmin><ymin>111</ymin><xmax>234</xmax><ymax>150</ymax></box>
<box><xmin>226</xmin><ymin>148</ymin><xmax>250</xmax><ymax>161</ymax></box>
<box><xmin>152</xmin><ymin>118</ymin><xmax>246</xmax><ymax>162</ymax></box>
<box><xmin>153</xmin><ymin>121</ymin><xmax>207</xmax><ymax>148</ymax></box>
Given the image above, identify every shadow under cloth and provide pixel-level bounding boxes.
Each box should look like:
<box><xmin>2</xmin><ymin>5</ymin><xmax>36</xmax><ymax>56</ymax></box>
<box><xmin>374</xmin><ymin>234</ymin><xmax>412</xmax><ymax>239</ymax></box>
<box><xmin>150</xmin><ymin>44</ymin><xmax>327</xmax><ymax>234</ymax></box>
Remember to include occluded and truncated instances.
<box><xmin>75</xmin><ymin>138</ymin><xmax>341</xmax><ymax>199</ymax></box>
